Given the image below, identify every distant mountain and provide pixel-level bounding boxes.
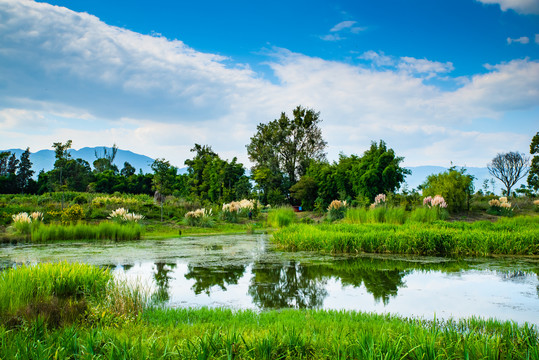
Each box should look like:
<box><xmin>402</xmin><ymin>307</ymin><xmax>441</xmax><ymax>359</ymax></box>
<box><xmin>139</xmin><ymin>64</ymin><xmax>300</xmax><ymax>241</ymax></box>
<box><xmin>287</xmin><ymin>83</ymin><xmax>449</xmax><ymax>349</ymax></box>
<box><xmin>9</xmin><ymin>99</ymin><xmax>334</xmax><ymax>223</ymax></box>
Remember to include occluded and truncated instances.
<box><xmin>3</xmin><ymin>147</ymin><xmax>157</xmax><ymax>175</ymax></box>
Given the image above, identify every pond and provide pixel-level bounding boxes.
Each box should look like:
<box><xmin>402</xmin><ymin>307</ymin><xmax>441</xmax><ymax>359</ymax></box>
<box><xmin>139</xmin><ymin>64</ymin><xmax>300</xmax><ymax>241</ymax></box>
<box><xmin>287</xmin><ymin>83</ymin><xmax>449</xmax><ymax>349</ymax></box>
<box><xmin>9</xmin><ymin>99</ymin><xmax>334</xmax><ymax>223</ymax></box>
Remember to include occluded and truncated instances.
<box><xmin>1</xmin><ymin>234</ymin><xmax>538</xmax><ymax>326</ymax></box>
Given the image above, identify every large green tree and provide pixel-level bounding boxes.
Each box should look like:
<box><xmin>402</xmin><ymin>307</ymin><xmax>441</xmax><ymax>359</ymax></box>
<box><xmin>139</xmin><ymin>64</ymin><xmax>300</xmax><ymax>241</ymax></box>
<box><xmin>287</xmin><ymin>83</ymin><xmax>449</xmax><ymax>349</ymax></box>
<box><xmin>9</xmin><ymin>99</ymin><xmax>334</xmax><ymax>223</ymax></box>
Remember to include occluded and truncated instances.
<box><xmin>246</xmin><ymin>105</ymin><xmax>327</xmax><ymax>204</ymax></box>
<box><xmin>528</xmin><ymin>132</ymin><xmax>539</xmax><ymax>192</ymax></box>
<box><xmin>16</xmin><ymin>148</ymin><xmax>34</xmax><ymax>193</ymax></box>
<box><xmin>151</xmin><ymin>158</ymin><xmax>177</xmax><ymax>222</ymax></box>
<box><xmin>350</xmin><ymin>141</ymin><xmax>410</xmax><ymax>201</ymax></box>
<box><xmin>185</xmin><ymin>144</ymin><xmax>250</xmax><ymax>203</ymax></box>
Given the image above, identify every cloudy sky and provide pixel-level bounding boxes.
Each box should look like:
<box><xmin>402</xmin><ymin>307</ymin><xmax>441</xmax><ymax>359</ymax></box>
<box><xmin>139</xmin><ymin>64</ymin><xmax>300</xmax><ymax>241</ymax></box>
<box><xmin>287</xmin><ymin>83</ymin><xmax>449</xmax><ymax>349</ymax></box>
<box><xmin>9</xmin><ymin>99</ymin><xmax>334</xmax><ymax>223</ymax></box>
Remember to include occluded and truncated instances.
<box><xmin>0</xmin><ymin>0</ymin><xmax>538</xmax><ymax>168</ymax></box>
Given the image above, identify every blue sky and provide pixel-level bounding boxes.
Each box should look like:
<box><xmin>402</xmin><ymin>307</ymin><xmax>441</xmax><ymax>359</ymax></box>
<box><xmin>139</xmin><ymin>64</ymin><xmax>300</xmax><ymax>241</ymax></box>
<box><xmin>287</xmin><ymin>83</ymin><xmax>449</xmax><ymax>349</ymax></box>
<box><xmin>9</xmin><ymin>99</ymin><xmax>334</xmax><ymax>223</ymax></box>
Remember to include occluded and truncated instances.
<box><xmin>1</xmin><ymin>0</ymin><xmax>538</xmax><ymax>169</ymax></box>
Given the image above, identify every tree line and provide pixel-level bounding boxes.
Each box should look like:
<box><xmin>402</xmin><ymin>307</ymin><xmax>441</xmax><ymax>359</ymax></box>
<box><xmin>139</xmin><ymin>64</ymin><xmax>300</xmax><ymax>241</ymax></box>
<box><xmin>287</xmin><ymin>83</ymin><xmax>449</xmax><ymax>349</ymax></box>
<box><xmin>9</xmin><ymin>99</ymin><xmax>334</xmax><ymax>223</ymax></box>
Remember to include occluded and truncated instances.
<box><xmin>1</xmin><ymin>106</ymin><xmax>537</xmax><ymax>208</ymax></box>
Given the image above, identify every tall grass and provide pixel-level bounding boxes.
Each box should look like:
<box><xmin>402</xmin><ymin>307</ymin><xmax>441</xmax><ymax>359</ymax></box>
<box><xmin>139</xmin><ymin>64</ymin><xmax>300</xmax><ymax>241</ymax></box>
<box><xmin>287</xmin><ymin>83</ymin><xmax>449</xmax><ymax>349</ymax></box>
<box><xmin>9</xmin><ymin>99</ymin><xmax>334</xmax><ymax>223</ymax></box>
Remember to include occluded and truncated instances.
<box><xmin>273</xmin><ymin>216</ymin><xmax>539</xmax><ymax>255</ymax></box>
<box><xmin>31</xmin><ymin>222</ymin><xmax>142</xmax><ymax>242</ymax></box>
<box><xmin>1</xmin><ymin>307</ymin><xmax>537</xmax><ymax>359</ymax></box>
<box><xmin>267</xmin><ymin>207</ymin><xmax>296</xmax><ymax>228</ymax></box>
<box><xmin>346</xmin><ymin>206</ymin><xmax>446</xmax><ymax>225</ymax></box>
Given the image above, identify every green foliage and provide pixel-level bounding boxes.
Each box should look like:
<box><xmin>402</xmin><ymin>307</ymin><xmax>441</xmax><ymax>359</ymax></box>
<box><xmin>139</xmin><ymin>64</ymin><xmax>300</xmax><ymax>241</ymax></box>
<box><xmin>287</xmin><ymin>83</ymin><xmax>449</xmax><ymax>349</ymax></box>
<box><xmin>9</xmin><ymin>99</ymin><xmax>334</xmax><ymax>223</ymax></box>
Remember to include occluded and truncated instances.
<box><xmin>31</xmin><ymin>222</ymin><xmax>142</xmax><ymax>242</ymax></box>
<box><xmin>408</xmin><ymin>207</ymin><xmax>449</xmax><ymax>223</ymax></box>
<box><xmin>289</xmin><ymin>175</ymin><xmax>318</xmax><ymax>210</ymax></box>
<box><xmin>351</xmin><ymin>140</ymin><xmax>410</xmax><ymax>201</ymax></box>
<box><xmin>247</xmin><ymin>106</ymin><xmax>327</xmax><ymax>204</ymax></box>
<box><xmin>528</xmin><ymin>132</ymin><xmax>539</xmax><ymax>192</ymax></box>
<box><xmin>1</xmin><ymin>307</ymin><xmax>537</xmax><ymax>359</ymax></box>
<box><xmin>267</xmin><ymin>207</ymin><xmax>296</xmax><ymax>228</ymax></box>
<box><xmin>184</xmin><ymin>144</ymin><xmax>251</xmax><ymax>203</ymax></box>
<box><xmin>273</xmin><ymin>216</ymin><xmax>539</xmax><ymax>255</ymax></box>
<box><xmin>421</xmin><ymin>167</ymin><xmax>474</xmax><ymax>213</ymax></box>
<box><xmin>61</xmin><ymin>204</ymin><xmax>84</xmax><ymax>223</ymax></box>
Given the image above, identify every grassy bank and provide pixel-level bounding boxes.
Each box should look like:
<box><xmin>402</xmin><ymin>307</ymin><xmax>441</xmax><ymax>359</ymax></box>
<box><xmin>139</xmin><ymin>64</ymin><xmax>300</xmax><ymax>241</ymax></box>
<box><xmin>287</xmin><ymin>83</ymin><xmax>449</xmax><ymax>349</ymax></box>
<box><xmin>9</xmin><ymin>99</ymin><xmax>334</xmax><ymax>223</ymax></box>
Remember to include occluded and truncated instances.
<box><xmin>272</xmin><ymin>216</ymin><xmax>539</xmax><ymax>255</ymax></box>
<box><xmin>31</xmin><ymin>222</ymin><xmax>143</xmax><ymax>242</ymax></box>
<box><xmin>1</xmin><ymin>263</ymin><xmax>538</xmax><ymax>359</ymax></box>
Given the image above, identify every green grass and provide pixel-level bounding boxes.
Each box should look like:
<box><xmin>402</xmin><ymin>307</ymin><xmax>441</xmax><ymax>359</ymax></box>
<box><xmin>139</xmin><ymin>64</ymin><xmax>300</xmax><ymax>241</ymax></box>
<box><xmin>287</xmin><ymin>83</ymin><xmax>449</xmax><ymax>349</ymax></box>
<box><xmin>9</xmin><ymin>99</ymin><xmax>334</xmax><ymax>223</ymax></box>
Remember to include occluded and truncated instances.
<box><xmin>31</xmin><ymin>221</ymin><xmax>142</xmax><ymax>242</ymax></box>
<box><xmin>267</xmin><ymin>207</ymin><xmax>296</xmax><ymax>228</ymax></box>
<box><xmin>272</xmin><ymin>216</ymin><xmax>539</xmax><ymax>255</ymax></box>
<box><xmin>1</xmin><ymin>263</ymin><xmax>538</xmax><ymax>359</ymax></box>
<box><xmin>346</xmin><ymin>206</ymin><xmax>447</xmax><ymax>225</ymax></box>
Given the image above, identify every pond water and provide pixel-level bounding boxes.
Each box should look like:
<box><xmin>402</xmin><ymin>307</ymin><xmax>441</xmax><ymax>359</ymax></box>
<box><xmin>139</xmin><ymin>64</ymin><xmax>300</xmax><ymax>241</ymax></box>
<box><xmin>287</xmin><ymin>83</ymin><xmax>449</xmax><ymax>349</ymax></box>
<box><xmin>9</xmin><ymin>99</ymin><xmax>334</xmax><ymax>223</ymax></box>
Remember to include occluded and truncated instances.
<box><xmin>1</xmin><ymin>234</ymin><xmax>538</xmax><ymax>326</ymax></box>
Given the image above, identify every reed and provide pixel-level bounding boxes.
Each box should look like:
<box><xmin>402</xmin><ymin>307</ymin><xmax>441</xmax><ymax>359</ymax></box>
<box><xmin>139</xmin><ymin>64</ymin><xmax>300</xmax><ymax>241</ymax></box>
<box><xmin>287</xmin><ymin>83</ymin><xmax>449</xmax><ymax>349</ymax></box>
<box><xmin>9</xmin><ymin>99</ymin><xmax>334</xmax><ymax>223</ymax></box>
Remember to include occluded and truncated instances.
<box><xmin>267</xmin><ymin>207</ymin><xmax>296</xmax><ymax>228</ymax></box>
<box><xmin>272</xmin><ymin>216</ymin><xmax>539</xmax><ymax>255</ymax></box>
<box><xmin>1</xmin><ymin>308</ymin><xmax>537</xmax><ymax>359</ymax></box>
<box><xmin>31</xmin><ymin>221</ymin><xmax>142</xmax><ymax>242</ymax></box>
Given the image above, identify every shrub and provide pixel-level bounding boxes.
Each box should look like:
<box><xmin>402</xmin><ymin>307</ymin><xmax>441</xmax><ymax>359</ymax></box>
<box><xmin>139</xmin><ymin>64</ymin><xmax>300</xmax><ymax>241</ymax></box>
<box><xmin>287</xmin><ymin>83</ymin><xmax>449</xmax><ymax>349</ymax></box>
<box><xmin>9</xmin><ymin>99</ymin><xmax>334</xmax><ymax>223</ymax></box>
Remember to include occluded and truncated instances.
<box><xmin>61</xmin><ymin>204</ymin><xmax>84</xmax><ymax>223</ymax></box>
<box><xmin>185</xmin><ymin>208</ymin><xmax>214</xmax><ymax>227</ymax></box>
<box><xmin>487</xmin><ymin>197</ymin><xmax>513</xmax><ymax>217</ymax></box>
<box><xmin>108</xmin><ymin>208</ymin><xmax>144</xmax><ymax>224</ymax></box>
<box><xmin>327</xmin><ymin>200</ymin><xmax>346</xmax><ymax>222</ymax></box>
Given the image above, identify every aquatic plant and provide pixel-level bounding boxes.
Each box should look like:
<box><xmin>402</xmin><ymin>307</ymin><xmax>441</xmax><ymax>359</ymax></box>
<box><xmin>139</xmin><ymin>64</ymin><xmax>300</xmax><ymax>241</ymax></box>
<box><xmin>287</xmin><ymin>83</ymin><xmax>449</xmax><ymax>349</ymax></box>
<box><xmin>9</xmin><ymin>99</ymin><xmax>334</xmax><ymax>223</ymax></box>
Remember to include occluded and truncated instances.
<box><xmin>273</xmin><ymin>216</ymin><xmax>539</xmax><ymax>255</ymax></box>
<box><xmin>31</xmin><ymin>222</ymin><xmax>142</xmax><ymax>242</ymax></box>
<box><xmin>267</xmin><ymin>207</ymin><xmax>296</xmax><ymax>228</ymax></box>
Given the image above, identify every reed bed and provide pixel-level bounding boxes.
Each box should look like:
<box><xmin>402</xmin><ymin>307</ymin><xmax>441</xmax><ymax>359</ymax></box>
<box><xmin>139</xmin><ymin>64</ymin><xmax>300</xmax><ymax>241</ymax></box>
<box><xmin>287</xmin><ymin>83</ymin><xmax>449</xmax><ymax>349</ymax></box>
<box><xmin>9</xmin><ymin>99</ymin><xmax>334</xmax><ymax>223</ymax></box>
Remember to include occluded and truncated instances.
<box><xmin>272</xmin><ymin>216</ymin><xmax>539</xmax><ymax>255</ymax></box>
<box><xmin>0</xmin><ymin>308</ymin><xmax>537</xmax><ymax>359</ymax></box>
<box><xmin>31</xmin><ymin>221</ymin><xmax>142</xmax><ymax>242</ymax></box>
<box><xmin>267</xmin><ymin>207</ymin><xmax>296</xmax><ymax>228</ymax></box>
<box><xmin>346</xmin><ymin>206</ymin><xmax>447</xmax><ymax>224</ymax></box>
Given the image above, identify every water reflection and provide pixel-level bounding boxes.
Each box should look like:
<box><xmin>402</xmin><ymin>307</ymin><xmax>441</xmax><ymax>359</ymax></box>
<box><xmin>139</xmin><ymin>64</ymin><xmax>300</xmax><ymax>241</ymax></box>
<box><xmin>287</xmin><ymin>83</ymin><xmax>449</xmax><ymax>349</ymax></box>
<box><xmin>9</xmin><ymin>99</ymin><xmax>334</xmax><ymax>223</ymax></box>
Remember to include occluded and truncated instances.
<box><xmin>249</xmin><ymin>260</ymin><xmax>327</xmax><ymax>309</ymax></box>
<box><xmin>185</xmin><ymin>264</ymin><xmax>245</xmax><ymax>295</ymax></box>
<box><xmin>0</xmin><ymin>235</ymin><xmax>538</xmax><ymax>325</ymax></box>
<box><xmin>153</xmin><ymin>262</ymin><xmax>176</xmax><ymax>301</ymax></box>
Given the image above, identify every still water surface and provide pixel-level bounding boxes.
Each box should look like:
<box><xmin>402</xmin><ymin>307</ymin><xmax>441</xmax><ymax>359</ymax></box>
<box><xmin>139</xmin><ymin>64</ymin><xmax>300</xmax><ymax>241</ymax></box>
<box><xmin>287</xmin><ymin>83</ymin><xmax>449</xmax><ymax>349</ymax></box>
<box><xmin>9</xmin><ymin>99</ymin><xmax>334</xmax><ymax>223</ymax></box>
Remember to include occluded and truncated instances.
<box><xmin>1</xmin><ymin>234</ymin><xmax>538</xmax><ymax>325</ymax></box>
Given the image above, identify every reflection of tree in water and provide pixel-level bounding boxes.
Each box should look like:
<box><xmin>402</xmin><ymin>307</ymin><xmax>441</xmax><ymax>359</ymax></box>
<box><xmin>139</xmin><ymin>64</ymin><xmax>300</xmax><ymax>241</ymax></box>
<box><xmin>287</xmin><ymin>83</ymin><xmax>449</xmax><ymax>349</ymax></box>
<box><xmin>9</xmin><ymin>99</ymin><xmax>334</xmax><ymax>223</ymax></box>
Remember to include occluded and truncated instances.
<box><xmin>121</xmin><ymin>263</ymin><xmax>134</xmax><ymax>272</ymax></box>
<box><xmin>249</xmin><ymin>258</ymin><xmax>410</xmax><ymax>308</ymax></box>
<box><xmin>153</xmin><ymin>262</ymin><xmax>177</xmax><ymax>302</ymax></box>
<box><xmin>184</xmin><ymin>265</ymin><xmax>245</xmax><ymax>295</ymax></box>
<box><xmin>331</xmin><ymin>266</ymin><xmax>407</xmax><ymax>305</ymax></box>
<box><xmin>248</xmin><ymin>261</ymin><xmax>328</xmax><ymax>309</ymax></box>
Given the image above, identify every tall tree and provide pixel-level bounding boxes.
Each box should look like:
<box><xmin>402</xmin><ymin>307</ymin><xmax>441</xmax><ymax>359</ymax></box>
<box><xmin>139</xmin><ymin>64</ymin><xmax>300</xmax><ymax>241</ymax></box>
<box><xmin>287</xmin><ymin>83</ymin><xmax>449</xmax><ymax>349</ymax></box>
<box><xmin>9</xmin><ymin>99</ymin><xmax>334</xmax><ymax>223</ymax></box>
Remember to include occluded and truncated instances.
<box><xmin>93</xmin><ymin>144</ymin><xmax>119</xmax><ymax>173</ymax></box>
<box><xmin>246</xmin><ymin>105</ymin><xmax>327</xmax><ymax>204</ymax></box>
<box><xmin>7</xmin><ymin>153</ymin><xmax>19</xmax><ymax>174</ymax></box>
<box><xmin>351</xmin><ymin>140</ymin><xmax>410</xmax><ymax>201</ymax></box>
<box><xmin>488</xmin><ymin>152</ymin><xmax>529</xmax><ymax>196</ymax></box>
<box><xmin>17</xmin><ymin>147</ymin><xmax>34</xmax><ymax>193</ymax></box>
<box><xmin>528</xmin><ymin>132</ymin><xmax>539</xmax><ymax>192</ymax></box>
<box><xmin>151</xmin><ymin>158</ymin><xmax>176</xmax><ymax>222</ymax></box>
<box><xmin>120</xmin><ymin>161</ymin><xmax>136</xmax><ymax>177</ymax></box>
<box><xmin>0</xmin><ymin>152</ymin><xmax>11</xmax><ymax>176</ymax></box>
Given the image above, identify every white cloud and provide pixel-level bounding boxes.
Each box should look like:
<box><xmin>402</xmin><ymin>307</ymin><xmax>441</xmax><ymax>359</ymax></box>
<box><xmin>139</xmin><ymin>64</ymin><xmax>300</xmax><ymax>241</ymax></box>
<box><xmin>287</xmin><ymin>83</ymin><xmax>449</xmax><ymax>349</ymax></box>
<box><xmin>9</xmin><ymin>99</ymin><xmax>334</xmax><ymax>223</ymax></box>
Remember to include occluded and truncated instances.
<box><xmin>321</xmin><ymin>20</ymin><xmax>364</xmax><ymax>41</ymax></box>
<box><xmin>476</xmin><ymin>0</ymin><xmax>539</xmax><ymax>15</ymax></box>
<box><xmin>0</xmin><ymin>0</ymin><xmax>537</xmax><ymax>168</ymax></box>
<box><xmin>358</xmin><ymin>51</ymin><xmax>395</xmax><ymax>67</ymax></box>
<box><xmin>359</xmin><ymin>51</ymin><xmax>454</xmax><ymax>78</ymax></box>
<box><xmin>398</xmin><ymin>57</ymin><xmax>454</xmax><ymax>77</ymax></box>
<box><xmin>507</xmin><ymin>36</ymin><xmax>530</xmax><ymax>44</ymax></box>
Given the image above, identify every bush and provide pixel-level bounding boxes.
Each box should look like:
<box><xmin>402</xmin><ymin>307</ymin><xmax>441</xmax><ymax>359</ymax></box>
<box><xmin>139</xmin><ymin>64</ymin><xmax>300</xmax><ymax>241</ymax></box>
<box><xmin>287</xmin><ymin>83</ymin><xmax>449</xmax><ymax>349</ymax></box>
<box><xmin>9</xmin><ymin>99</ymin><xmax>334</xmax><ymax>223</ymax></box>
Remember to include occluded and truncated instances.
<box><xmin>327</xmin><ymin>200</ymin><xmax>346</xmax><ymax>222</ymax></box>
<box><xmin>61</xmin><ymin>204</ymin><xmax>84</xmax><ymax>223</ymax></box>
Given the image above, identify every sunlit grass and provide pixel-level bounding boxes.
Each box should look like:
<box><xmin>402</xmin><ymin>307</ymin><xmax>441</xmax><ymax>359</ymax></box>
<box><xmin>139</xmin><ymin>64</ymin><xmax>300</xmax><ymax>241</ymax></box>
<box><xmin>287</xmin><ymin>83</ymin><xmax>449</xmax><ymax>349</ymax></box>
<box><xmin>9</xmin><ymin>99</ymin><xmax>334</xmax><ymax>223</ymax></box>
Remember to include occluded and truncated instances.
<box><xmin>273</xmin><ymin>216</ymin><xmax>539</xmax><ymax>255</ymax></box>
